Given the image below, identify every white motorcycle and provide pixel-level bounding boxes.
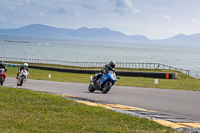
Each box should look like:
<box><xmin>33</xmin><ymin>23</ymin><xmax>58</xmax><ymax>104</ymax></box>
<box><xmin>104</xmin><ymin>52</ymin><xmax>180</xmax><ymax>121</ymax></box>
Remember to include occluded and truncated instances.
<box><xmin>17</xmin><ymin>69</ymin><xmax>29</xmax><ymax>86</ymax></box>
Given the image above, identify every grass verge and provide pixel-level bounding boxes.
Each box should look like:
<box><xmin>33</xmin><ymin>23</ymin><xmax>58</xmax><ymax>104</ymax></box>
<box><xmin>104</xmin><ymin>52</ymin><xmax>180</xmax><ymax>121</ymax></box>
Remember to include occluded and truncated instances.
<box><xmin>0</xmin><ymin>86</ymin><xmax>176</xmax><ymax>132</ymax></box>
<box><xmin>5</xmin><ymin>64</ymin><xmax>200</xmax><ymax>91</ymax></box>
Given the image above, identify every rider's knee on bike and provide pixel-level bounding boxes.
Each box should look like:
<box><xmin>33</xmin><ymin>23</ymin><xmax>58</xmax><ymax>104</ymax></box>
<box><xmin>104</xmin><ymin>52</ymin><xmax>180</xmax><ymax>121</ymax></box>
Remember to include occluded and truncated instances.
<box><xmin>16</xmin><ymin>73</ymin><xmax>19</xmax><ymax>79</ymax></box>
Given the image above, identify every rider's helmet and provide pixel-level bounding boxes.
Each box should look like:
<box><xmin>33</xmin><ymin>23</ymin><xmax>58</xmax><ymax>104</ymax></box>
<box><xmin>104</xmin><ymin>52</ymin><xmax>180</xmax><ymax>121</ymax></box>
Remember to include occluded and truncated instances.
<box><xmin>24</xmin><ymin>63</ymin><xmax>28</xmax><ymax>67</ymax></box>
<box><xmin>109</xmin><ymin>61</ymin><xmax>116</xmax><ymax>69</ymax></box>
<box><xmin>0</xmin><ymin>61</ymin><xmax>4</xmax><ymax>65</ymax></box>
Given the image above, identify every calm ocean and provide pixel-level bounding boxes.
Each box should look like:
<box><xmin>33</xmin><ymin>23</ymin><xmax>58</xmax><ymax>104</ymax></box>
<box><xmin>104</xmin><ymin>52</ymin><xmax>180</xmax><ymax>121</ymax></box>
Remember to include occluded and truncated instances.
<box><xmin>0</xmin><ymin>35</ymin><xmax>200</xmax><ymax>77</ymax></box>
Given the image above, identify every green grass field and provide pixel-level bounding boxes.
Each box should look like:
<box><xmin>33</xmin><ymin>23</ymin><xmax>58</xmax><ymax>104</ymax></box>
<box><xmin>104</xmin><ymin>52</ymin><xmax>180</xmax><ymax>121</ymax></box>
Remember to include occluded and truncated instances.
<box><xmin>0</xmin><ymin>86</ymin><xmax>176</xmax><ymax>132</ymax></box>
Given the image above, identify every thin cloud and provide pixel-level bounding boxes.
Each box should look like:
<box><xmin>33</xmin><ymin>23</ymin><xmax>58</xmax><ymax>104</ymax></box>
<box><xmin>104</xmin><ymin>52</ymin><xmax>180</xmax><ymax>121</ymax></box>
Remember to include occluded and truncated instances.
<box><xmin>163</xmin><ymin>15</ymin><xmax>172</xmax><ymax>22</ymax></box>
<box><xmin>30</xmin><ymin>12</ymin><xmax>44</xmax><ymax>17</ymax></box>
<box><xmin>112</xmin><ymin>0</ymin><xmax>142</xmax><ymax>15</ymax></box>
<box><xmin>25</xmin><ymin>0</ymin><xmax>30</xmax><ymax>5</ymax></box>
<box><xmin>124</xmin><ymin>0</ymin><xmax>142</xmax><ymax>14</ymax></box>
<box><xmin>8</xmin><ymin>6</ymin><xmax>15</xmax><ymax>11</ymax></box>
<box><xmin>0</xmin><ymin>17</ymin><xmax>7</xmax><ymax>22</ymax></box>
<box><xmin>40</xmin><ymin>12</ymin><xmax>44</xmax><ymax>16</ymax></box>
<box><xmin>191</xmin><ymin>18</ymin><xmax>200</xmax><ymax>24</ymax></box>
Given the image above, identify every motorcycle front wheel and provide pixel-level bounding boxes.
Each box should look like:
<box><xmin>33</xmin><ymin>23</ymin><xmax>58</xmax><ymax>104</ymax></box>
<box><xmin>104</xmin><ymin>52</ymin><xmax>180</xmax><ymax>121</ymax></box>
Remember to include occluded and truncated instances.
<box><xmin>0</xmin><ymin>77</ymin><xmax>3</xmax><ymax>86</ymax></box>
<box><xmin>20</xmin><ymin>77</ymin><xmax>24</xmax><ymax>86</ymax></box>
<box><xmin>17</xmin><ymin>77</ymin><xmax>24</xmax><ymax>86</ymax></box>
<box><xmin>101</xmin><ymin>82</ymin><xmax>112</xmax><ymax>94</ymax></box>
<box><xmin>88</xmin><ymin>84</ymin><xmax>95</xmax><ymax>92</ymax></box>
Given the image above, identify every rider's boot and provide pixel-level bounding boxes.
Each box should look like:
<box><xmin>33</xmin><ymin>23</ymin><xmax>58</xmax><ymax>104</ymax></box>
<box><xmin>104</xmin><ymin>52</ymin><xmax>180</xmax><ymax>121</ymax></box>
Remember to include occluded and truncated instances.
<box><xmin>91</xmin><ymin>76</ymin><xmax>96</xmax><ymax>85</ymax></box>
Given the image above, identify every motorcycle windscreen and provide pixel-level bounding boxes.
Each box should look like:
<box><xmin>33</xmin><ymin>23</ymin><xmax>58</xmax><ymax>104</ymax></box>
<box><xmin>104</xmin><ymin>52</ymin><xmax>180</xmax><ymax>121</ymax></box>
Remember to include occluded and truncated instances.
<box><xmin>107</xmin><ymin>72</ymin><xmax>117</xmax><ymax>82</ymax></box>
<box><xmin>0</xmin><ymin>69</ymin><xmax>4</xmax><ymax>74</ymax></box>
<box><xmin>0</xmin><ymin>71</ymin><xmax>4</xmax><ymax>75</ymax></box>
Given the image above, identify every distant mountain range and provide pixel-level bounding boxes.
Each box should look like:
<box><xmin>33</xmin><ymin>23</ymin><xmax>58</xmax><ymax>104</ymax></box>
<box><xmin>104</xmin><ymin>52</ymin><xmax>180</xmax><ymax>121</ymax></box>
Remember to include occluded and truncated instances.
<box><xmin>0</xmin><ymin>24</ymin><xmax>200</xmax><ymax>45</ymax></box>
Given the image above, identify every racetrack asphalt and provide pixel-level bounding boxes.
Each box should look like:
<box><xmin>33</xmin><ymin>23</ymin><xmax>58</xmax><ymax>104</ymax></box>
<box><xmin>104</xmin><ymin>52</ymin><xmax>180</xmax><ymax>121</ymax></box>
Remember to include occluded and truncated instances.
<box><xmin>3</xmin><ymin>77</ymin><xmax>200</xmax><ymax>124</ymax></box>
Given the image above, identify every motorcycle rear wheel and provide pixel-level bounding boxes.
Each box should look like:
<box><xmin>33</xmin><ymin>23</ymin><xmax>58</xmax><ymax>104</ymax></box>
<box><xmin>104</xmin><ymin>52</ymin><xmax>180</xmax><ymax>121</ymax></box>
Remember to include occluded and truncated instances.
<box><xmin>101</xmin><ymin>82</ymin><xmax>112</xmax><ymax>94</ymax></box>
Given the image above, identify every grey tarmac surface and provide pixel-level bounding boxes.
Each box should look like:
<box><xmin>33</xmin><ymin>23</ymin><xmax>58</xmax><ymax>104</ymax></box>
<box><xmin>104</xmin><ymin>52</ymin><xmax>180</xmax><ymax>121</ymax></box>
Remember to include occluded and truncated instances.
<box><xmin>3</xmin><ymin>77</ymin><xmax>200</xmax><ymax>122</ymax></box>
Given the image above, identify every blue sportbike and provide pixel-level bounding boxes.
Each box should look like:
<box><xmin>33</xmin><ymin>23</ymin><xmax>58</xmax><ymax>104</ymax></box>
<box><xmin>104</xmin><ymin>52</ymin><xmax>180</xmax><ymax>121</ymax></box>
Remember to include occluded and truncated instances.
<box><xmin>88</xmin><ymin>70</ymin><xmax>120</xmax><ymax>94</ymax></box>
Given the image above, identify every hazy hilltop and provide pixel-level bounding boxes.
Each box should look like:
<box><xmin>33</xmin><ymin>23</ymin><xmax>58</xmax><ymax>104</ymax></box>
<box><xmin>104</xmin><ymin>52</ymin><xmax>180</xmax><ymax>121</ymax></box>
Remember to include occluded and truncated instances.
<box><xmin>0</xmin><ymin>24</ymin><xmax>200</xmax><ymax>45</ymax></box>
<box><xmin>0</xmin><ymin>24</ymin><xmax>148</xmax><ymax>43</ymax></box>
<box><xmin>157</xmin><ymin>34</ymin><xmax>200</xmax><ymax>46</ymax></box>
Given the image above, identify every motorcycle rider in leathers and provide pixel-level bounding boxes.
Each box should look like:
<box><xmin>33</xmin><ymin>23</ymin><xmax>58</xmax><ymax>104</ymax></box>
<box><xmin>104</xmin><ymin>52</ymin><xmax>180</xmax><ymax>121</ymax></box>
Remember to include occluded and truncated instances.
<box><xmin>16</xmin><ymin>63</ymin><xmax>29</xmax><ymax>79</ymax></box>
<box><xmin>0</xmin><ymin>61</ymin><xmax>7</xmax><ymax>72</ymax></box>
<box><xmin>92</xmin><ymin>61</ymin><xmax>116</xmax><ymax>83</ymax></box>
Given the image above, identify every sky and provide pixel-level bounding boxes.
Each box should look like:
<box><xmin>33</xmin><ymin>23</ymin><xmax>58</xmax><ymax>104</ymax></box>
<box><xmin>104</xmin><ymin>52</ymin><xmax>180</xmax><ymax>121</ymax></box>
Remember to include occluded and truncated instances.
<box><xmin>1</xmin><ymin>0</ymin><xmax>200</xmax><ymax>39</ymax></box>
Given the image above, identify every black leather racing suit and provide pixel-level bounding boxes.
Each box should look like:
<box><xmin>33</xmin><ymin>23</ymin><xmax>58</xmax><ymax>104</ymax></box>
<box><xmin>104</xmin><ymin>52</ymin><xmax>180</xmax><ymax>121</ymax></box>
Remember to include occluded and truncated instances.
<box><xmin>93</xmin><ymin>64</ymin><xmax>115</xmax><ymax>82</ymax></box>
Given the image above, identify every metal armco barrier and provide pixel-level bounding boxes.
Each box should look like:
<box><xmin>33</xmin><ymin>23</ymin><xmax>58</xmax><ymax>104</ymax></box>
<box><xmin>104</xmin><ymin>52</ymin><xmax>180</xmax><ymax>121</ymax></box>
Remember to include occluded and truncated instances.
<box><xmin>29</xmin><ymin>65</ymin><xmax>178</xmax><ymax>79</ymax></box>
<box><xmin>0</xmin><ymin>57</ymin><xmax>189</xmax><ymax>75</ymax></box>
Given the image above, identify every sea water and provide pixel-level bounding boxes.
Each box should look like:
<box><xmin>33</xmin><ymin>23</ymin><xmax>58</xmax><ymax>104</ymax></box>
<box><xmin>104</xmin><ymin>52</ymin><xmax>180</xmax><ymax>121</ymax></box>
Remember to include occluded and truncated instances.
<box><xmin>0</xmin><ymin>35</ymin><xmax>200</xmax><ymax>77</ymax></box>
